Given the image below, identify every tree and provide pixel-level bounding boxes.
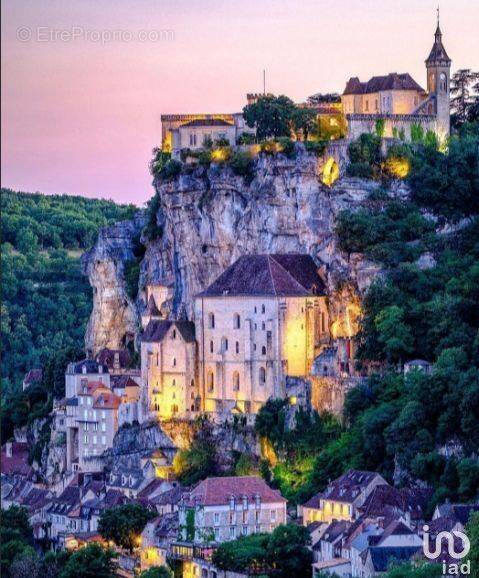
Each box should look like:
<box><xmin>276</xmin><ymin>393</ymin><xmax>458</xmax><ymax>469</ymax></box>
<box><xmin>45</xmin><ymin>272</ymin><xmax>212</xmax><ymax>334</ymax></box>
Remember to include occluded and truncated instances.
<box><xmin>266</xmin><ymin>524</ymin><xmax>313</xmax><ymax>578</ymax></box>
<box><xmin>466</xmin><ymin>512</ymin><xmax>479</xmax><ymax>578</ymax></box>
<box><xmin>98</xmin><ymin>504</ymin><xmax>155</xmax><ymax>553</ymax></box>
<box><xmin>450</xmin><ymin>69</ymin><xmax>479</xmax><ymax>128</ymax></box>
<box><xmin>384</xmin><ymin>562</ymin><xmax>442</xmax><ymax>577</ymax></box>
<box><xmin>242</xmin><ymin>95</ymin><xmax>295</xmax><ymax>140</ymax></box>
<box><xmin>374</xmin><ymin>306</ymin><xmax>414</xmax><ymax>363</ymax></box>
<box><xmin>59</xmin><ymin>544</ymin><xmax>117</xmax><ymax>578</ymax></box>
<box><xmin>139</xmin><ymin>566</ymin><xmax>172</xmax><ymax>578</ymax></box>
<box><xmin>291</xmin><ymin>107</ymin><xmax>317</xmax><ymax>141</ymax></box>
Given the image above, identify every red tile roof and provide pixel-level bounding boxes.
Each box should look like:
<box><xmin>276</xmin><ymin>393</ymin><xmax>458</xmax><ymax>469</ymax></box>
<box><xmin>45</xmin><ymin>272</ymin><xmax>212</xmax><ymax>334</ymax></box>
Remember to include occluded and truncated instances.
<box><xmin>184</xmin><ymin>476</ymin><xmax>286</xmax><ymax>507</ymax></box>
<box><xmin>93</xmin><ymin>391</ymin><xmax>121</xmax><ymax>410</ymax></box>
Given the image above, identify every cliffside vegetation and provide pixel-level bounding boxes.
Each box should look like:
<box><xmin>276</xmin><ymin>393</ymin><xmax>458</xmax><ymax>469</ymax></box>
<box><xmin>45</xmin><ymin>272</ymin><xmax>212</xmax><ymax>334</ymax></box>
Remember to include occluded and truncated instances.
<box><xmin>259</xmin><ymin>124</ymin><xmax>479</xmax><ymax>510</ymax></box>
<box><xmin>1</xmin><ymin>189</ymin><xmax>136</xmax><ymax>440</ymax></box>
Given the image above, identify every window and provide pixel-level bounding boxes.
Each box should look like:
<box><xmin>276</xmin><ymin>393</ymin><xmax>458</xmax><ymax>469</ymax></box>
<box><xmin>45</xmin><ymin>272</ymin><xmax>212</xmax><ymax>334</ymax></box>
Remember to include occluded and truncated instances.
<box><xmin>214</xmin><ymin>513</ymin><xmax>220</xmax><ymax>525</ymax></box>
<box><xmin>93</xmin><ymin>422</ymin><xmax>98</xmax><ymax>431</ymax></box>
<box><xmin>242</xmin><ymin>525</ymin><xmax>248</xmax><ymax>536</ymax></box>
<box><xmin>365</xmin><ymin>100</ymin><xmax>369</xmax><ymax>112</ymax></box>
<box><xmin>83</xmin><ymin>409</ymin><xmax>88</xmax><ymax>419</ymax></box>
<box><xmin>214</xmin><ymin>527</ymin><xmax>219</xmax><ymax>540</ymax></box>
<box><xmin>229</xmin><ymin>526</ymin><xmax>236</xmax><ymax>539</ymax></box>
<box><xmin>84</xmin><ymin>435</ymin><xmax>88</xmax><ymax>444</ymax></box>
<box><xmin>259</xmin><ymin>367</ymin><xmax>266</xmax><ymax>384</ymax></box>
<box><xmin>233</xmin><ymin>372</ymin><xmax>240</xmax><ymax>391</ymax></box>
<box><xmin>83</xmin><ymin>423</ymin><xmax>88</xmax><ymax>432</ymax></box>
<box><xmin>208</xmin><ymin>313</ymin><xmax>215</xmax><ymax>329</ymax></box>
<box><xmin>261</xmin><ymin>304</ymin><xmax>265</xmax><ymax>314</ymax></box>
<box><xmin>101</xmin><ymin>422</ymin><xmax>106</xmax><ymax>432</ymax></box>
<box><xmin>261</xmin><ymin>322</ymin><xmax>265</xmax><ymax>330</ymax></box>
<box><xmin>189</xmin><ymin>133</ymin><xmax>197</xmax><ymax>146</ymax></box>
<box><xmin>102</xmin><ymin>435</ymin><xmax>106</xmax><ymax>445</ymax></box>
<box><xmin>233</xmin><ymin>313</ymin><xmax>241</xmax><ymax>329</ymax></box>
<box><xmin>235</xmin><ymin>341</ymin><xmax>239</xmax><ymax>354</ymax></box>
<box><xmin>172</xmin><ymin>329</ymin><xmax>176</xmax><ymax>339</ymax></box>
<box><xmin>93</xmin><ymin>410</ymin><xmax>97</xmax><ymax>419</ymax></box>
<box><xmin>270</xmin><ymin>510</ymin><xmax>276</xmax><ymax>522</ymax></box>
<box><xmin>210</xmin><ymin>340</ymin><xmax>214</xmax><ymax>353</ymax></box>
<box><xmin>261</xmin><ymin>346</ymin><xmax>266</xmax><ymax>355</ymax></box>
<box><xmin>255</xmin><ymin>510</ymin><xmax>260</xmax><ymax>522</ymax></box>
<box><xmin>93</xmin><ymin>435</ymin><xmax>97</xmax><ymax>445</ymax></box>
<box><xmin>80</xmin><ymin>397</ymin><xmax>84</xmax><ymax>405</ymax></box>
<box><xmin>87</xmin><ymin>397</ymin><xmax>92</xmax><ymax>405</ymax></box>
<box><xmin>221</xmin><ymin>337</ymin><xmax>228</xmax><ymax>351</ymax></box>
<box><xmin>172</xmin><ymin>379</ymin><xmax>176</xmax><ymax>386</ymax></box>
<box><xmin>254</xmin><ymin>306</ymin><xmax>257</xmax><ymax>313</ymax></box>
<box><xmin>173</xmin><ymin>358</ymin><xmax>176</xmax><ymax>367</ymax></box>
<box><xmin>375</xmin><ymin>99</ymin><xmax>378</xmax><ymax>111</ymax></box>
<box><xmin>207</xmin><ymin>371</ymin><xmax>214</xmax><ymax>392</ymax></box>
<box><xmin>229</xmin><ymin>511</ymin><xmax>235</xmax><ymax>524</ymax></box>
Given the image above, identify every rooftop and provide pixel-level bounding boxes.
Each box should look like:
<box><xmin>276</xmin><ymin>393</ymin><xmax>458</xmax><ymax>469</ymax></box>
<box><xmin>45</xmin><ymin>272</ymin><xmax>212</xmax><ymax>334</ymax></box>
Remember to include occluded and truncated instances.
<box><xmin>343</xmin><ymin>73</ymin><xmax>424</xmax><ymax>95</ymax></box>
<box><xmin>197</xmin><ymin>254</ymin><xmax>325</xmax><ymax>298</ymax></box>
<box><xmin>142</xmin><ymin>320</ymin><xmax>196</xmax><ymax>344</ymax></box>
<box><xmin>181</xmin><ymin>118</ymin><xmax>234</xmax><ymax>128</ymax></box>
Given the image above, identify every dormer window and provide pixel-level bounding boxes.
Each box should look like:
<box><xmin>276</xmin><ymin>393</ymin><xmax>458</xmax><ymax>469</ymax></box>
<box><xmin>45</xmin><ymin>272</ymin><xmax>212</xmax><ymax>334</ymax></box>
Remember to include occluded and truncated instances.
<box><xmin>242</xmin><ymin>496</ymin><xmax>248</xmax><ymax>509</ymax></box>
<box><xmin>229</xmin><ymin>496</ymin><xmax>235</xmax><ymax>510</ymax></box>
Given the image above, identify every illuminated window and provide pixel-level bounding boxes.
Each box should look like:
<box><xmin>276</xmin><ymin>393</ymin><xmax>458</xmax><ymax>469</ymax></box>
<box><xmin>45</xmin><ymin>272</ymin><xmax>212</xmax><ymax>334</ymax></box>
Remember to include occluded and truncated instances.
<box><xmin>207</xmin><ymin>371</ymin><xmax>214</xmax><ymax>392</ymax></box>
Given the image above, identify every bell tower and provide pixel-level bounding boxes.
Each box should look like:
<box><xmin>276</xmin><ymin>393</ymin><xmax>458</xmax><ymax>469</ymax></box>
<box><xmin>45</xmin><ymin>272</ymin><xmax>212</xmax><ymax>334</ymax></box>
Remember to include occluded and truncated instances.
<box><xmin>425</xmin><ymin>10</ymin><xmax>452</xmax><ymax>138</ymax></box>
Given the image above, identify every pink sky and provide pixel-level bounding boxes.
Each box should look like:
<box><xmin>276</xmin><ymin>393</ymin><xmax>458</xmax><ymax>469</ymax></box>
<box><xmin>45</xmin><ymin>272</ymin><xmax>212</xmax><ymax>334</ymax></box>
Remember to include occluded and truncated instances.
<box><xmin>1</xmin><ymin>0</ymin><xmax>478</xmax><ymax>206</ymax></box>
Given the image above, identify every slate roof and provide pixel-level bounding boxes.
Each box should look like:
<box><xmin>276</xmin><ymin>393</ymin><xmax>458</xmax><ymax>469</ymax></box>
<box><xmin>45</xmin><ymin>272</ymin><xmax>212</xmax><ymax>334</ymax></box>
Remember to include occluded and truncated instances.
<box><xmin>68</xmin><ymin>359</ymin><xmax>109</xmax><ymax>375</ymax></box>
<box><xmin>183</xmin><ymin>476</ymin><xmax>286</xmax><ymax>507</ymax></box>
<box><xmin>304</xmin><ymin>470</ymin><xmax>386</xmax><ymax>508</ymax></box>
<box><xmin>181</xmin><ymin>119</ymin><xmax>234</xmax><ymax>128</ymax></box>
<box><xmin>435</xmin><ymin>503</ymin><xmax>479</xmax><ymax>526</ymax></box>
<box><xmin>145</xmin><ymin>295</ymin><xmax>161</xmax><ymax>316</ymax></box>
<box><xmin>142</xmin><ymin>320</ymin><xmax>196</xmax><ymax>344</ymax></box>
<box><xmin>343</xmin><ymin>73</ymin><xmax>424</xmax><ymax>95</ymax></box>
<box><xmin>426</xmin><ymin>26</ymin><xmax>451</xmax><ymax>63</ymax></box>
<box><xmin>368</xmin><ymin>546</ymin><xmax>421</xmax><ymax>572</ymax></box>
<box><xmin>359</xmin><ymin>485</ymin><xmax>432</xmax><ymax>521</ymax></box>
<box><xmin>111</xmin><ymin>375</ymin><xmax>141</xmax><ymax>390</ymax></box>
<box><xmin>314</xmin><ymin>520</ymin><xmax>350</xmax><ymax>549</ymax></box>
<box><xmin>197</xmin><ymin>254</ymin><xmax>325</xmax><ymax>298</ymax></box>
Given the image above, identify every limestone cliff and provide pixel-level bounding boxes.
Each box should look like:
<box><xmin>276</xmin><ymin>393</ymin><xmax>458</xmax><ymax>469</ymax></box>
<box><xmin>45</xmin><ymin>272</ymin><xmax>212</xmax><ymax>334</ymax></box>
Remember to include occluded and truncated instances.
<box><xmin>84</xmin><ymin>148</ymin><xmax>403</xmax><ymax>351</ymax></box>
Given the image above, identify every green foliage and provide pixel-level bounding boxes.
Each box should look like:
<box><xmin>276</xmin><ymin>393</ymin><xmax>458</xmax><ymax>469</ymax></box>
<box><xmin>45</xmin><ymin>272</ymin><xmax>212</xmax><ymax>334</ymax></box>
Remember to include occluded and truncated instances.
<box><xmin>158</xmin><ymin>159</ymin><xmax>182</xmax><ymax>180</ymax></box>
<box><xmin>143</xmin><ymin>193</ymin><xmax>163</xmax><ymax>241</ymax></box>
<box><xmin>173</xmin><ymin>421</ymin><xmax>219</xmax><ymax>485</ymax></box>
<box><xmin>229</xmin><ymin>150</ymin><xmax>255</xmax><ymax>180</ymax></box>
<box><xmin>140</xmin><ymin>565</ymin><xmax>172</xmax><ymax>578</ymax></box>
<box><xmin>234</xmin><ymin>453</ymin><xmax>254</xmax><ymax>476</ymax></box>
<box><xmin>149</xmin><ymin>148</ymin><xmax>172</xmax><ymax>177</ymax></box>
<box><xmin>0</xmin><ymin>505</ymin><xmax>34</xmax><ymax>577</ymax></box>
<box><xmin>236</xmin><ymin>132</ymin><xmax>256</xmax><ymax>145</ymax></box>
<box><xmin>384</xmin><ymin>562</ymin><xmax>442</xmax><ymax>578</ymax></box>
<box><xmin>276</xmin><ymin>137</ymin><xmax>296</xmax><ymax>158</ymax></box>
<box><xmin>410</xmin><ymin>123</ymin><xmax>425</xmax><ymax>143</ymax></box>
<box><xmin>59</xmin><ymin>544</ymin><xmax>117</xmax><ymax>578</ymax></box>
<box><xmin>375</xmin><ymin>118</ymin><xmax>386</xmax><ymax>137</ymax></box>
<box><xmin>98</xmin><ymin>503</ymin><xmax>155</xmax><ymax>553</ymax></box>
<box><xmin>214</xmin><ymin>136</ymin><xmax>230</xmax><ymax>147</ymax></box>
<box><xmin>243</xmin><ymin>95</ymin><xmax>295</xmax><ymax>140</ymax></box>
<box><xmin>466</xmin><ymin>512</ymin><xmax>479</xmax><ymax>578</ymax></box>
<box><xmin>348</xmin><ymin>133</ymin><xmax>382</xmax><ymax>165</ymax></box>
<box><xmin>304</xmin><ymin>140</ymin><xmax>327</xmax><ymax>156</ymax></box>
<box><xmin>1</xmin><ymin>189</ymin><xmax>134</xmax><ymax>439</ymax></box>
<box><xmin>291</xmin><ymin>107</ymin><xmax>317</xmax><ymax>140</ymax></box>
<box><xmin>212</xmin><ymin>524</ymin><xmax>311</xmax><ymax>576</ymax></box>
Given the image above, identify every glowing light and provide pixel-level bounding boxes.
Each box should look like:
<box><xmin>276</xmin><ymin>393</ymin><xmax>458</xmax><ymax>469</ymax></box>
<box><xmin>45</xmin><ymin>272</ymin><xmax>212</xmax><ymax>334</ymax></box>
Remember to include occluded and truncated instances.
<box><xmin>322</xmin><ymin>157</ymin><xmax>340</xmax><ymax>187</ymax></box>
<box><xmin>331</xmin><ymin>301</ymin><xmax>361</xmax><ymax>339</ymax></box>
<box><xmin>211</xmin><ymin>147</ymin><xmax>231</xmax><ymax>162</ymax></box>
<box><xmin>289</xmin><ymin>396</ymin><xmax>298</xmax><ymax>406</ymax></box>
<box><xmin>384</xmin><ymin>156</ymin><xmax>410</xmax><ymax>178</ymax></box>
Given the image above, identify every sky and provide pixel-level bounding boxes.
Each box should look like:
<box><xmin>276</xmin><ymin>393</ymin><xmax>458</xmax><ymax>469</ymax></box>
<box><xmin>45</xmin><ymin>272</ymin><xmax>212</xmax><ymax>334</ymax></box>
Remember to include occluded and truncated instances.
<box><xmin>1</xmin><ymin>0</ymin><xmax>478</xmax><ymax>206</ymax></box>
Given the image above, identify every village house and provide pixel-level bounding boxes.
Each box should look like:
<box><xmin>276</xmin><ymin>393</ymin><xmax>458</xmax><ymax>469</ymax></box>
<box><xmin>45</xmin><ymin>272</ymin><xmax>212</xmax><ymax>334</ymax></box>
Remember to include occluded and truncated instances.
<box><xmin>302</xmin><ymin>470</ymin><xmax>388</xmax><ymax>525</ymax></box>
<box><xmin>177</xmin><ymin>476</ymin><xmax>287</xmax><ymax>544</ymax></box>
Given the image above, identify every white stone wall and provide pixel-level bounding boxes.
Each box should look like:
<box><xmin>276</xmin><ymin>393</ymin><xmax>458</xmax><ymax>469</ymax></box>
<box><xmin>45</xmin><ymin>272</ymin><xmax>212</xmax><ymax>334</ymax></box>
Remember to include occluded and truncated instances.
<box><xmin>178</xmin><ymin>125</ymin><xmax>237</xmax><ymax>150</ymax></box>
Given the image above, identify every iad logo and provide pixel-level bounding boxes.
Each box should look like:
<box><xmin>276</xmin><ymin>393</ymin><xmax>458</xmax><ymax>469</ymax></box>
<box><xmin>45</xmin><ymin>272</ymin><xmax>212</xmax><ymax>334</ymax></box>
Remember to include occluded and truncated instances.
<box><xmin>423</xmin><ymin>524</ymin><xmax>471</xmax><ymax>575</ymax></box>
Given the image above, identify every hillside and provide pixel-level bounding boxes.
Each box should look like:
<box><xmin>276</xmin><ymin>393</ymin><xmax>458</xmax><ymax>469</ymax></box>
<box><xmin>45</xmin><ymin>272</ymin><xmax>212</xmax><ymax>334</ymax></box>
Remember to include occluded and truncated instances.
<box><xmin>0</xmin><ymin>189</ymin><xmax>137</xmax><ymax>439</ymax></box>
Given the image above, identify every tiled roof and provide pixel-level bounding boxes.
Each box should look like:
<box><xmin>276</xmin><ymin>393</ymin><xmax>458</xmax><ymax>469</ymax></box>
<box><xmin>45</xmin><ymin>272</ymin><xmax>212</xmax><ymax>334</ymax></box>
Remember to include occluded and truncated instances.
<box><xmin>96</xmin><ymin>348</ymin><xmax>131</xmax><ymax>369</ymax></box>
<box><xmin>343</xmin><ymin>73</ymin><xmax>424</xmax><ymax>95</ymax></box>
<box><xmin>318</xmin><ymin>520</ymin><xmax>350</xmax><ymax>546</ymax></box>
<box><xmin>184</xmin><ymin>476</ymin><xmax>286</xmax><ymax>507</ymax></box>
<box><xmin>111</xmin><ymin>375</ymin><xmax>141</xmax><ymax>389</ymax></box>
<box><xmin>142</xmin><ymin>320</ymin><xmax>196</xmax><ymax>344</ymax></box>
<box><xmin>69</xmin><ymin>359</ymin><xmax>109</xmax><ymax>375</ymax></box>
<box><xmin>152</xmin><ymin>486</ymin><xmax>184</xmax><ymax>507</ymax></box>
<box><xmin>304</xmin><ymin>470</ymin><xmax>386</xmax><ymax>508</ymax></box>
<box><xmin>93</xmin><ymin>391</ymin><xmax>121</xmax><ymax>410</ymax></box>
<box><xmin>23</xmin><ymin>368</ymin><xmax>43</xmax><ymax>384</ymax></box>
<box><xmin>1</xmin><ymin>443</ymin><xmax>34</xmax><ymax>478</ymax></box>
<box><xmin>197</xmin><ymin>254</ymin><xmax>325</xmax><ymax>298</ymax></box>
<box><xmin>181</xmin><ymin>119</ymin><xmax>234</xmax><ymax>128</ymax></box>
<box><xmin>359</xmin><ymin>485</ymin><xmax>432</xmax><ymax>521</ymax></box>
<box><xmin>435</xmin><ymin>503</ymin><xmax>479</xmax><ymax>526</ymax></box>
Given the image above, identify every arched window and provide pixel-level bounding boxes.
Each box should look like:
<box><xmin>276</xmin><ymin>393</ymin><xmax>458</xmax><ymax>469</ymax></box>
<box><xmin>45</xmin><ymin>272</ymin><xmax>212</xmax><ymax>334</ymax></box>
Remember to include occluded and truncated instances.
<box><xmin>208</xmin><ymin>313</ymin><xmax>215</xmax><ymax>329</ymax></box>
<box><xmin>440</xmin><ymin>73</ymin><xmax>447</xmax><ymax>92</ymax></box>
<box><xmin>259</xmin><ymin>367</ymin><xmax>266</xmax><ymax>384</ymax></box>
<box><xmin>210</xmin><ymin>340</ymin><xmax>214</xmax><ymax>353</ymax></box>
<box><xmin>261</xmin><ymin>346</ymin><xmax>266</xmax><ymax>355</ymax></box>
<box><xmin>234</xmin><ymin>313</ymin><xmax>241</xmax><ymax>329</ymax></box>
<box><xmin>207</xmin><ymin>371</ymin><xmax>214</xmax><ymax>392</ymax></box>
<box><xmin>221</xmin><ymin>337</ymin><xmax>228</xmax><ymax>351</ymax></box>
<box><xmin>261</xmin><ymin>304</ymin><xmax>266</xmax><ymax>314</ymax></box>
<box><xmin>233</xmin><ymin>371</ymin><xmax>240</xmax><ymax>391</ymax></box>
<box><xmin>236</xmin><ymin>341</ymin><xmax>240</xmax><ymax>354</ymax></box>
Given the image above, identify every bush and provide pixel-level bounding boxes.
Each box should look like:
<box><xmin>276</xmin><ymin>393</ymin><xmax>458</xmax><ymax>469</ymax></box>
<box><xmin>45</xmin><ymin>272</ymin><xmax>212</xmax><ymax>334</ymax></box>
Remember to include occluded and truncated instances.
<box><xmin>198</xmin><ymin>150</ymin><xmax>212</xmax><ymax>165</ymax></box>
<box><xmin>277</xmin><ymin>137</ymin><xmax>296</xmax><ymax>158</ymax></box>
<box><xmin>214</xmin><ymin>137</ymin><xmax>230</xmax><ymax>147</ymax></box>
<box><xmin>229</xmin><ymin>150</ymin><xmax>254</xmax><ymax>179</ymax></box>
<box><xmin>347</xmin><ymin>162</ymin><xmax>374</xmax><ymax>178</ymax></box>
<box><xmin>159</xmin><ymin>160</ymin><xmax>182</xmax><ymax>180</ymax></box>
<box><xmin>236</xmin><ymin>133</ymin><xmax>256</xmax><ymax>145</ymax></box>
<box><xmin>149</xmin><ymin>148</ymin><xmax>171</xmax><ymax>176</ymax></box>
<box><xmin>304</xmin><ymin>140</ymin><xmax>327</xmax><ymax>156</ymax></box>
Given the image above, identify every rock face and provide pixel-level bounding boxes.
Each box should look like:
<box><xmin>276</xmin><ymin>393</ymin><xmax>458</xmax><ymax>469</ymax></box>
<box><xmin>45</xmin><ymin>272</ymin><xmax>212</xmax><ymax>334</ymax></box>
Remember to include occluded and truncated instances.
<box><xmin>83</xmin><ymin>214</ymin><xmax>145</xmax><ymax>353</ymax></box>
<box><xmin>84</xmin><ymin>149</ymin><xmax>391</xmax><ymax>350</ymax></box>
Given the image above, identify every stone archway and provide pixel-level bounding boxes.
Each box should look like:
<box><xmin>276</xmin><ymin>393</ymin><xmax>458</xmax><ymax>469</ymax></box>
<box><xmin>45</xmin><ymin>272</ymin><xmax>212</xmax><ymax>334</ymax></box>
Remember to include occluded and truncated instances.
<box><xmin>322</xmin><ymin>157</ymin><xmax>340</xmax><ymax>187</ymax></box>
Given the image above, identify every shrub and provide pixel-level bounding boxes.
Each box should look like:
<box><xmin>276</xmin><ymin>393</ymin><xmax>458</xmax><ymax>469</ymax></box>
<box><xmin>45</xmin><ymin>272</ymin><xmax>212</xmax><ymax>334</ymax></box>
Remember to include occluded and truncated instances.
<box><xmin>375</xmin><ymin>118</ymin><xmax>386</xmax><ymax>137</ymax></box>
<box><xmin>203</xmin><ymin>135</ymin><xmax>213</xmax><ymax>149</ymax></box>
<box><xmin>160</xmin><ymin>159</ymin><xmax>182</xmax><ymax>180</ymax></box>
<box><xmin>277</xmin><ymin>137</ymin><xmax>296</xmax><ymax>158</ymax></box>
<box><xmin>236</xmin><ymin>133</ymin><xmax>256</xmax><ymax>145</ymax></box>
<box><xmin>198</xmin><ymin>150</ymin><xmax>212</xmax><ymax>165</ymax></box>
<box><xmin>149</xmin><ymin>148</ymin><xmax>171</xmax><ymax>176</ymax></box>
<box><xmin>304</xmin><ymin>140</ymin><xmax>327</xmax><ymax>156</ymax></box>
<box><xmin>214</xmin><ymin>137</ymin><xmax>230</xmax><ymax>147</ymax></box>
<box><xmin>229</xmin><ymin>150</ymin><xmax>254</xmax><ymax>179</ymax></box>
<box><xmin>347</xmin><ymin>162</ymin><xmax>374</xmax><ymax>178</ymax></box>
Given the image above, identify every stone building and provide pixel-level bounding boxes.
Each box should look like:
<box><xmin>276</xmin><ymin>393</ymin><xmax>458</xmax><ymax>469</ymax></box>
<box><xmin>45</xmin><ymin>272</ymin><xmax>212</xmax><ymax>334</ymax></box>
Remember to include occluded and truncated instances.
<box><xmin>177</xmin><ymin>476</ymin><xmax>287</xmax><ymax>543</ymax></box>
<box><xmin>194</xmin><ymin>254</ymin><xmax>329</xmax><ymax>414</ymax></box>
<box><xmin>140</xmin><ymin>320</ymin><xmax>198</xmax><ymax>421</ymax></box>
<box><xmin>65</xmin><ymin>359</ymin><xmax>110</xmax><ymax>398</ymax></box>
<box><xmin>343</xmin><ymin>21</ymin><xmax>451</xmax><ymax>141</ymax></box>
